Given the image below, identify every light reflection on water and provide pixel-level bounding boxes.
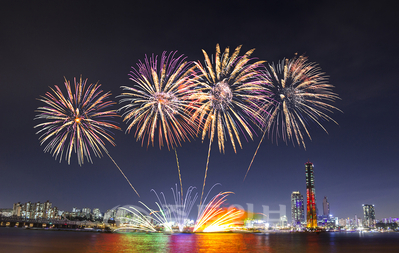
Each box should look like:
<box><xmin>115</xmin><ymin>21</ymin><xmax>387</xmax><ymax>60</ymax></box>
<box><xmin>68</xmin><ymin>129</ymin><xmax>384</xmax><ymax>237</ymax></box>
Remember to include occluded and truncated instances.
<box><xmin>89</xmin><ymin>232</ymin><xmax>271</xmax><ymax>253</ymax></box>
<box><xmin>1</xmin><ymin>228</ymin><xmax>399</xmax><ymax>253</ymax></box>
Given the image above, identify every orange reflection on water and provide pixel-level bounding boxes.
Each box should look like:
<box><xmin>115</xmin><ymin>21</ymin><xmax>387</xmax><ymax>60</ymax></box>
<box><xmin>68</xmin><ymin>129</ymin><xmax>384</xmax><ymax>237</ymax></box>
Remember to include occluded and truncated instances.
<box><xmin>169</xmin><ymin>233</ymin><xmax>272</xmax><ymax>252</ymax></box>
<box><xmin>88</xmin><ymin>232</ymin><xmax>273</xmax><ymax>252</ymax></box>
<box><xmin>305</xmin><ymin>233</ymin><xmax>322</xmax><ymax>253</ymax></box>
<box><xmin>86</xmin><ymin>233</ymin><xmax>170</xmax><ymax>253</ymax></box>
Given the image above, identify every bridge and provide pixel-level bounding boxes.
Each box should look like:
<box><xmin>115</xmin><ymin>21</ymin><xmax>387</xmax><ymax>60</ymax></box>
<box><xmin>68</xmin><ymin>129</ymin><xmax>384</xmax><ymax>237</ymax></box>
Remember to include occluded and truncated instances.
<box><xmin>0</xmin><ymin>216</ymin><xmax>108</xmax><ymax>229</ymax></box>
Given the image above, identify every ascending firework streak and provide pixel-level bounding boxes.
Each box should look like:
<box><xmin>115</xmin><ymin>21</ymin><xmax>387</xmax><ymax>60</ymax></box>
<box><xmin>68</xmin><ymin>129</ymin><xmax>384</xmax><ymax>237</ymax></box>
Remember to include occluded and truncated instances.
<box><xmin>244</xmin><ymin>55</ymin><xmax>341</xmax><ymax>180</ymax></box>
<box><xmin>194</xmin><ymin>191</ymin><xmax>244</xmax><ymax>232</ymax></box>
<box><xmin>34</xmin><ymin>76</ymin><xmax>140</xmax><ymax>197</ymax></box>
<box><xmin>151</xmin><ymin>184</ymin><xmax>198</xmax><ymax>232</ymax></box>
<box><xmin>174</xmin><ymin>148</ymin><xmax>183</xmax><ymax>203</ymax></box>
<box><xmin>191</xmin><ymin>44</ymin><xmax>267</xmax><ymax>206</ymax></box>
<box><xmin>119</xmin><ymin>52</ymin><xmax>200</xmax><ymax>199</ymax></box>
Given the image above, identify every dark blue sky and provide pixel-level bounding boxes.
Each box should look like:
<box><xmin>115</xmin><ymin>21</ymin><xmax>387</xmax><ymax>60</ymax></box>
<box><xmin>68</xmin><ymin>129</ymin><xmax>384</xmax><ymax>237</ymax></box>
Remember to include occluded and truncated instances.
<box><xmin>1</xmin><ymin>1</ymin><xmax>398</xmax><ymax>221</ymax></box>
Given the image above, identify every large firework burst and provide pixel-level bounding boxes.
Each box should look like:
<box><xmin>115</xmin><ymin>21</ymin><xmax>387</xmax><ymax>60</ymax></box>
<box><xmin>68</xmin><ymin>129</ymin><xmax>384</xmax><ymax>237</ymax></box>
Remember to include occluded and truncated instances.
<box><xmin>192</xmin><ymin>44</ymin><xmax>266</xmax><ymax>153</ymax></box>
<box><xmin>244</xmin><ymin>55</ymin><xmax>340</xmax><ymax>180</ymax></box>
<box><xmin>119</xmin><ymin>51</ymin><xmax>199</xmax><ymax>150</ymax></box>
<box><xmin>34</xmin><ymin>76</ymin><xmax>120</xmax><ymax>165</ymax></box>
<box><xmin>192</xmin><ymin>44</ymin><xmax>267</xmax><ymax>205</ymax></box>
<box><xmin>263</xmin><ymin>55</ymin><xmax>340</xmax><ymax>148</ymax></box>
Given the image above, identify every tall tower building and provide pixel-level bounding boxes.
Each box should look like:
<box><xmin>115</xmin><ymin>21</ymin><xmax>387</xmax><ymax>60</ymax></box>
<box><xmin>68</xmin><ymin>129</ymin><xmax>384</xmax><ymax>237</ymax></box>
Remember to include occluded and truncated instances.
<box><xmin>354</xmin><ymin>214</ymin><xmax>358</xmax><ymax>227</ymax></box>
<box><xmin>305</xmin><ymin>161</ymin><xmax>317</xmax><ymax>229</ymax></box>
<box><xmin>362</xmin><ymin>204</ymin><xmax>376</xmax><ymax>228</ymax></box>
<box><xmin>322</xmin><ymin>196</ymin><xmax>330</xmax><ymax>216</ymax></box>
<box><xmin>291</xmin><ymin>191</ymin><xmax>305</xmax><ymax>227</ymax></box>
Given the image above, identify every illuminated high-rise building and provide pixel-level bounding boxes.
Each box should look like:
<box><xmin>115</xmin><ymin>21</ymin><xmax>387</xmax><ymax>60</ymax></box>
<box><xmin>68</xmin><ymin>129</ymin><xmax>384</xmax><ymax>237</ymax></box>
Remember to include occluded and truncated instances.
<box><xmin>93</xmin><ymin>208</ymin><xmax>102</xmax><ymax>220</ymax></box>
<box><xmin>362</xmin><ymin>204</ymin><xmax>376</xmax><ymax>228</ymax></box>
<box><xmin>305</xmin><ymin>161</ymin><xmax>317</xmax><ymax>229</ymax></box>
<box><xmin>291</xmin><ymin>191</ymin><xmax>305</xmax><ymax>227</ymax></box>
<box><xmin>322</xmin><ymin>196</ymin><xmax>330</xmax><ymax>216</ymax></box>
<box><xmin>12</xmin><ymin>200</ymin><xmax>58</xmax><ymax>219</ymax></box>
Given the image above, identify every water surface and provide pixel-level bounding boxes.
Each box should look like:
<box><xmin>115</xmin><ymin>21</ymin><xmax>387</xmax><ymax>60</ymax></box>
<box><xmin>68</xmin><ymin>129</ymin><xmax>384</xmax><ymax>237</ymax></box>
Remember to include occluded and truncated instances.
<box><xmin>1</xmin><ymin>227</ymin><xmax>399</xmax><ymax>253</ymax></box>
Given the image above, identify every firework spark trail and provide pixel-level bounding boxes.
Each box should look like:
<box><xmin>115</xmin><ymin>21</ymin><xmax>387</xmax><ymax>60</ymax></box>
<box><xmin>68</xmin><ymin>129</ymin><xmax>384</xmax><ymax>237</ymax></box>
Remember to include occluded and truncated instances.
<box><xmin>151</xmin><ymin>185</ymin><xmax>198</xmax><ymax>232</ymax></box>
<box><xmin>202</xmin><ymin>208</ymin><xmax>244</xmax><ymax>232</ymax></box>
<box><xmin>243</xmin><ymin>128</ymin><xmax>269</xmax><ymax>181</ymax></box>
<box><xmin>174</xmin><ymin>148</ymin><xmax>183</xmax><ymax>204</ymax></box>
<box><xmin>191</xmin><ymin>44</ymin><xmax>267</xmax><ymax>206</ymax></box>
<box><xmin>194</xmin><ymin>192</ymin><xmax>230</xmax><ymax>232</ymax></box>
<box><xmin>114</xmin><ymin>205</ymin><xmax>157</xmax><ymax>232</ymax></box>
<box><xmin>105</xmin><ymin>151</ymin><xmax>140</xmax><ymax>197</ymax></box>
<box><xmin>116</xmin><ymin>201</ymin><xmax>174</xmax><ymax>232</ymax></box>
<box><xmin>171</xmin><ymin>185</ymin><xmax>198</xmax><ymax>232</ymax></box>
<box><xmin>142</xmin><ymin>201</ymin><xmax>173</xmax><ymax>232</ymax></box>
<box><xmin>197</xmin><ymin>183</ymin><xmax>221</xmax><ymax>217</ymax></box>
<box><xmin>150</xmin><ymin>190</ymin><xmax>172</xmax><ymax>224</ymax></box>
<box><xmin>243</xmin><ymin>55</ymin><xmax>341</xmax><ymax>180</ymax></box>
<box><xmin>199</xmin><ymin>139</ymin><xmax>213</xmax><ymax>208</ymax></box>
<box><xmin>194</xmin><ymin>191</ymin><xmax>243</xmax><ymax>232</ymax></box>
<box><xmin>34</xmin><ymin>76</ymin><xmax>140</xmax><ymax>197</ymax></box>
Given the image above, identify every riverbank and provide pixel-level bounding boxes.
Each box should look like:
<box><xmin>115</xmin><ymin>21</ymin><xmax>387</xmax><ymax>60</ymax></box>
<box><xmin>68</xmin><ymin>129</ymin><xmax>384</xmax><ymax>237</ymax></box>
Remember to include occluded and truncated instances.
<box><xmin>3</xmin><ymin>226</ymin><xmax>112</xmax><ymax>233</ymax></box>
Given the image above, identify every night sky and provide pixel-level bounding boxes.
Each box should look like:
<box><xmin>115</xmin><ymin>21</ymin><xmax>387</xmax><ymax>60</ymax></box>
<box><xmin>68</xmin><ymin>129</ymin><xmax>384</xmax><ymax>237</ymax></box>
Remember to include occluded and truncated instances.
<box><xmin>1</xmin><ymin>1</ymin><xmax>398</xmax><ymax>221</ymax></box>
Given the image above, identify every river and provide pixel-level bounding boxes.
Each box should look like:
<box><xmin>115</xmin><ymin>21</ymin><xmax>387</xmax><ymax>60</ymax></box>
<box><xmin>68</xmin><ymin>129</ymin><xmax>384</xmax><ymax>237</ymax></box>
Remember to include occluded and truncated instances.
<box><xmin>1</xmin><ymin>227</ymin><xmax>399</xmax><ymax>252</ymax></box>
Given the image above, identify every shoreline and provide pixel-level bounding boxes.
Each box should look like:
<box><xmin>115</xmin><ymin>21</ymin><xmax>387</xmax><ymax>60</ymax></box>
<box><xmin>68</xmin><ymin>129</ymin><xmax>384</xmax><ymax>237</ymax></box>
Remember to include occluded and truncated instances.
<box><xmin>1</xmin><ymin>226</ymin><xmax>112</xmax><ymax>233</ymax></box>
<box><xmin>1</xmin><ymin>226</ymin><xmax>398</xmax><ymax>235</ymax></box>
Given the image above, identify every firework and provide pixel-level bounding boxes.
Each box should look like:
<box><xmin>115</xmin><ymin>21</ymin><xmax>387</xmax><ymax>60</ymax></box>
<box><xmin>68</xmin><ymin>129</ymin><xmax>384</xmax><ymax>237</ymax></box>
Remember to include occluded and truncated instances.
<box><xmin>141</xmin><ymin>201</ymin><xmax>174</xmax><ymax>232</ymax></box>
<box><xmin>35</xmin><ymin>76</ymin><xmax>140</xmax><ymax>197</ymax></box>
<box><xmin>114</xmin><ymin>205</ymin><xmax>158</xmax><ymax>232</ymax></box>
<box><xmin>202</xmin><ymin>207</ymin><xmax>244</xmax><ymax>232</ymax></box>
<box><xmin>112</xmin><ymin>184</ymin><xmax>243</xmax><ymax>233</ymax></box>
<box><xmin>192</xmin><ymin>44</ymin><xmax>266</xmax><ymax>153</ymax></box>
<box><xmin>119</xmin><ymin>52</ymin><xmax>200</xmax><ymax>199</ymax></box>
<box><xmin>113</xmin><ymin>202</ymin><xmax>175</xmax><ymax>233</ymax></box>
<box><xmin>194</xmin><ymin>191</ymin><xmax>244</xmax><ymax>232</ymax></box>
<box><xmin>191</xmin><ymin>44</ymin><xmax>267</xmax><ymax>205</ymax></box>
<box><xmin>244</xmin><ymin>55</ymin><xmax>341</xmax><ymax>180</ymax></box>
<box><xmin>151</xmin><ymin>184</ymin><xmax>198</xmax><ymax>232</ymax></box>
<box><xmin>35</xmin><ymin>76</ymin><xmax>120</xmax><ymax>165</ymax></box>
<box><xmin>119</xmin><ymin>51</ymin><xmax>199</xmax><ymax>150</ymax></box>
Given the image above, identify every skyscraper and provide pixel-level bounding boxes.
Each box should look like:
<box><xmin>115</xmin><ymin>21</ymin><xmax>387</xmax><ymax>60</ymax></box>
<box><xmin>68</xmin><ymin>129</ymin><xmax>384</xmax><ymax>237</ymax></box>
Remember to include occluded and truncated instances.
<box><xmin>291</xmin><ymin>191</ymin><xmax>305</xmax><ymax>227</ymax></box>
<box><xmin>305</xmin><ymin>161</ymin><xmax>317</xmax><ymax>229</ymax></box>
<box><xmin>354</xmin><ymin>214</ymin><xmax>358</xmax><ymax>227</ymax></box>
<box><xmin>323</xmin><ymin>196</ymin><xmax>330</xmax><ymax>216</ymax></box>
<box><xmin>362</xmin><ymin>204</ymin><xmax>376</xmax><ymax>228</ymax></box>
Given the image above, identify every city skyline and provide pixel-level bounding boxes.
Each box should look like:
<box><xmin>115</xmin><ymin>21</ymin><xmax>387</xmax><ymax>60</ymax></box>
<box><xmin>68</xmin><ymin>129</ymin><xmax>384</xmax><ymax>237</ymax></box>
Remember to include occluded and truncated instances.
<box><xmin>1</xmin><ymin>150</ymin><xmax>394</xmax><ymax>226</ymax></box>
<box><xmin>1</xmin><ymin>1</ymin><xmax>398</xmax><ymax>221</ymax></box>
<box><xmin>6</xmin><ymin>191</ymin><xmax>395</xmax><ymax>226</ymax></box>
